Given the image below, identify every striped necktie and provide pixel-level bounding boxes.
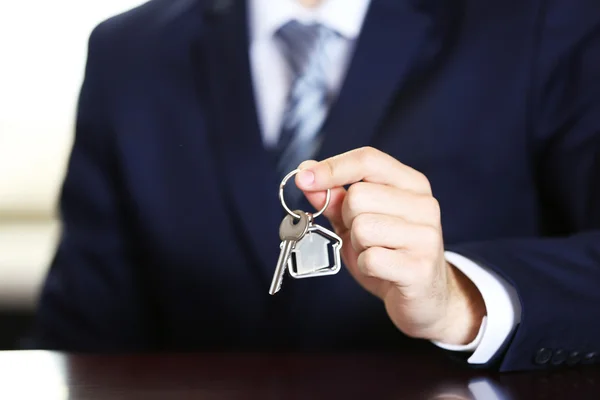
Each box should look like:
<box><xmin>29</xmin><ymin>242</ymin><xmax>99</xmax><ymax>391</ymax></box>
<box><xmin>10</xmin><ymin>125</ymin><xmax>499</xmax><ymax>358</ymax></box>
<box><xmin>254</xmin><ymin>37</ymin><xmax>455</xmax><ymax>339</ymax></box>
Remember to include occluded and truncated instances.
<box><xmin>274</xmin><ymin>20</ymin><xmax>339</xmax><ymax>204</ymax></box>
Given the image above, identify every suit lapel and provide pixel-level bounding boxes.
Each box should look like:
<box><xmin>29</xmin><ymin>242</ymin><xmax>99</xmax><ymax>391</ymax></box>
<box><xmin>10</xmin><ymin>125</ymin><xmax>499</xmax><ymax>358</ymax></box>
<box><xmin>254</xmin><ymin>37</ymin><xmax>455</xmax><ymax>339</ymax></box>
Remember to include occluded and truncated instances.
<box><xmin>315</xmin><ymin>0</ymin><xmax>461</xmax><ymax>162</ymax></box>
<box><xmin>194</xmin><ymin>0</ymin><xmax>282</xmax><ymax>285</ymax></box>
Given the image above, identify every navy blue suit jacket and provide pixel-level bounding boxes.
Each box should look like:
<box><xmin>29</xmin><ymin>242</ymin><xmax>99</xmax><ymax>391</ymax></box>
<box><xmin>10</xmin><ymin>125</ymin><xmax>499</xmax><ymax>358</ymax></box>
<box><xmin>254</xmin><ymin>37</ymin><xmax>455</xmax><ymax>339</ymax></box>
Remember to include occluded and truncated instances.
<box><xmin>32</xmin><ymin>0</ymin><xmax>600</xmax><ymax>372</ymax></box>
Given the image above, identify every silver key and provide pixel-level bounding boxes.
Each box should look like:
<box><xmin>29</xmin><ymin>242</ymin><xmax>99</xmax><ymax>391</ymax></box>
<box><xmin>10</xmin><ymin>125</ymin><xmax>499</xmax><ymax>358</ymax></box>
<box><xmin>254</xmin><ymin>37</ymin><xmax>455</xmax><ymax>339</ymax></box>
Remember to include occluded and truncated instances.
<box><xmin>269</xmin><ymin>211</ymin><xmax>310</xmax><ymax>295</ymax></box>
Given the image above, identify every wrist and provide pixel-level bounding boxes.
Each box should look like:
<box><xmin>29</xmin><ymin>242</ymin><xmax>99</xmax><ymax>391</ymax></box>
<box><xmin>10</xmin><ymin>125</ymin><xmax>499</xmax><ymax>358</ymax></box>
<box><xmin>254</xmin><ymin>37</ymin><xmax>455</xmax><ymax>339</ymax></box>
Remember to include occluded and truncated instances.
<box><xmin>433</xmin><ymin>262</ymin><xmax>487</xmax><ymax>345</ymax></box>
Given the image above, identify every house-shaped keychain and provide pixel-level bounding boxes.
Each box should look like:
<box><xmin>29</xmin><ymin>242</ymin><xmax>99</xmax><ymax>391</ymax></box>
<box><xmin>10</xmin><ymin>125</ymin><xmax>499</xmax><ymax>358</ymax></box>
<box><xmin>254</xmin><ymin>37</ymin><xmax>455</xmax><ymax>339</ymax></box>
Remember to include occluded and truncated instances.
<box><xmin>287</xmin><ymin>224</ymin><xmax>342</xmax><ymax>279</ymax></box>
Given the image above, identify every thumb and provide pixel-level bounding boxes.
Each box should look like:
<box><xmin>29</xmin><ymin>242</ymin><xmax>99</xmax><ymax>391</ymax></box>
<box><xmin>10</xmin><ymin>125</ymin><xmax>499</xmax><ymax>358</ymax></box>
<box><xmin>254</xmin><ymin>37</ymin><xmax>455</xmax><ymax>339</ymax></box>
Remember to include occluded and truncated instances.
<box><xmin>296</xmin><ymin>160</ymin><xmax>347</xmax><ymax>234</ymax></box>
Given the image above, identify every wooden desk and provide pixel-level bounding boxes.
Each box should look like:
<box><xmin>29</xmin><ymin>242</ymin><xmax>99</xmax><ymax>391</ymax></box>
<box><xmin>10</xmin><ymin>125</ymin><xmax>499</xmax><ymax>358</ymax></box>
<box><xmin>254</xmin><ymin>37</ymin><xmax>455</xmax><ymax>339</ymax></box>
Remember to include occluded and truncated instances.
<box><xmin>0</xmin><ymin>349</ymin><xmax>598</xmax><ymax>399</ymax></box>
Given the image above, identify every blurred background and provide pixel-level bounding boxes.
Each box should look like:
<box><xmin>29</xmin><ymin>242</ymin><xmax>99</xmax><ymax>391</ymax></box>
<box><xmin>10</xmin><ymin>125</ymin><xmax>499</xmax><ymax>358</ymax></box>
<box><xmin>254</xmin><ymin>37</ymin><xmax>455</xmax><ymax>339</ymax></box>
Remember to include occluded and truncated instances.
<box><xmin>0</xmin><ymin>0</ymin><xmax>147</xmax><ymax>349</ymax></box>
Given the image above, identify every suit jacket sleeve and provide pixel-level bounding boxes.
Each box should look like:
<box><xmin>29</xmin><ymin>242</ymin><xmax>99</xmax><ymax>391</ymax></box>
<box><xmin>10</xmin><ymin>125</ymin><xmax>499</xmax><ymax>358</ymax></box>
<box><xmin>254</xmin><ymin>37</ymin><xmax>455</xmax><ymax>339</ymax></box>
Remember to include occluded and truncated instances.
<box><xmin>30</xmin><ymin>23</ymin><xmax>158</xmax><ymax>351</ymax></box>
<box><xmin>448</xmin><ymin>1</ymin><xmax>600</xmax><ymax>372</ymax></box>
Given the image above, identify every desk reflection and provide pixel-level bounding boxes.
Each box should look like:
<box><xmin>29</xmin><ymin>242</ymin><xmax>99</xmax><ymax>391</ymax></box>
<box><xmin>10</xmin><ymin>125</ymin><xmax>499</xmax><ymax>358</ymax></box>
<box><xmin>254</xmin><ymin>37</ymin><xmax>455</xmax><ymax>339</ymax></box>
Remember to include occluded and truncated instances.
<box><xmin>0</xmin><ymin>351</ymin><xmax>598</xmax><ymax>399</ymax></box>
<box><xmin>428</xmin><ymin>378</ymin><xmax>510</xmax><ymax>400</ymax></box>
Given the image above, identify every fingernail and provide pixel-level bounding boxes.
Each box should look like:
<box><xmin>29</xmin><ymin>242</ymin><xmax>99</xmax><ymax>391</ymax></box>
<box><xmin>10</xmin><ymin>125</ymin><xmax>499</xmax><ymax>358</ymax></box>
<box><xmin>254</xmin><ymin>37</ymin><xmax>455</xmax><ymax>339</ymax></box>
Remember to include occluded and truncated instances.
<box><xmin>297</xmin><ymin>170</ymin><xmax>315</xmax><ymax>187</ymax></box>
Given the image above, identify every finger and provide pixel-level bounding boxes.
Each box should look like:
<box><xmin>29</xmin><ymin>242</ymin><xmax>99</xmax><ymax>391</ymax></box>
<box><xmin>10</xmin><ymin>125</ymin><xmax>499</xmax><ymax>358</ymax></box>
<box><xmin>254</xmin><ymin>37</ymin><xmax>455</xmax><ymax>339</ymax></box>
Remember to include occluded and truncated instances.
<box><xmin>342</xmin><ymin>182</ymin><xmax>441</xmax><ymax>229</ymax></box>
<box><xmin>296</xmin><ymin>147</ymin><xmax>431</xmax><ymax>194</ymax></box>
<box><xmin>356</xmin><ymin>247</ymin><xmax>415</xmax><ymax>286</ymax></box>
<box><xmin>350</xmin><ymin>214</ymin><xmax>442</xmax><ymax>254</ymax></box>
<box><xmin>297</xmin><ymin>160</ymin><xmax>347</xmax><ymax>233</ymax></box>
<box><xmin>303</xmin><ymin>186</ymin><xmax>347</xmax><ymax>233</ymax></box>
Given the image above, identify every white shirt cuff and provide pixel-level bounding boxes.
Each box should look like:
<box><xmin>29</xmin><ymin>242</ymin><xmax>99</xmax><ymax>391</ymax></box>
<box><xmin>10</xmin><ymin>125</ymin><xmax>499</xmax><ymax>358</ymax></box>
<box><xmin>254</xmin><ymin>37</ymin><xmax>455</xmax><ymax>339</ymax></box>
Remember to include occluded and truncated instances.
<box><xmin>434</xmin><ymin>316</ymin><xmax>488</xmax><ymax>352</ymax></box>
<box><xmin>432</xmin><ymin>251</ymin><xmax>522</xmax><ymax>364</ymax></box>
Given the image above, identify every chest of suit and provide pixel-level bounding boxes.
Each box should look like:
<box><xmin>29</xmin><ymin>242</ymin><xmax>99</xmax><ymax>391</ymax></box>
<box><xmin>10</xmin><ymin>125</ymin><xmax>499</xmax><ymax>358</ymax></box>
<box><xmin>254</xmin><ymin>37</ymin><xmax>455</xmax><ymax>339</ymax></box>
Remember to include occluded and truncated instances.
<box><xmin>103</xmin><ymin>0</ymin><xmax>542</xmax><ymax>349</ymax></box>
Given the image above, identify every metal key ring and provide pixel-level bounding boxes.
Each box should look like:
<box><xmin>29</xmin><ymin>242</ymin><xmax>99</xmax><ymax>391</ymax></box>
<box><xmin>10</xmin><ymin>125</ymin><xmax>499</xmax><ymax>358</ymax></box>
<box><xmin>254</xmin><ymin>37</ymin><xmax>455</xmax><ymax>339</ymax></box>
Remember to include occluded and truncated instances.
<box><xmin>279</xmin><ymin>169</ymin><xmax>331</xmax><ymax>220</ymax></box>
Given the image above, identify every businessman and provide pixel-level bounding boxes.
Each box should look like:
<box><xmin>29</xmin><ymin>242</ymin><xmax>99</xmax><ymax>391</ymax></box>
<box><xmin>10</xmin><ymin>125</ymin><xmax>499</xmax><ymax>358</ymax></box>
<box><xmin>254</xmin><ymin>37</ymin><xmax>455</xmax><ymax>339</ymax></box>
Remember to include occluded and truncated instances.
<box><xmin>32</xmin><ymin>0</ymin><xmax>600</xmax><ymax>372</ymax></box>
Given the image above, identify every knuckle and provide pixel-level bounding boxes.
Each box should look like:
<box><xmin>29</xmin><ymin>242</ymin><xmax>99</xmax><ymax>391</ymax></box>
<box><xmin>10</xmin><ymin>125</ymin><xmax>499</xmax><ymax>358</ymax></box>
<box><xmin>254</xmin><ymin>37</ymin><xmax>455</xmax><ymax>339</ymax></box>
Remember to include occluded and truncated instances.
<box><xmin>362</xmin><ymin>145</ymin><xmax>377</xmax><ymax>155</ymax></box>
<box><xmin>352</xmin><ymin>214</ymin><xmax>373</xmax><ymax>247</ymax></box>
<box><xmin>357</xmin><ymin>146</ymin><xmax>377</xmax><ymax>166</ymax></box>
<box><xmin>426</xmin><ymin>196</ymin><xmax>441</xmax><ymax>220</ymax></box>
<box><xmin>361</xmin><ymin>247</ymin><xmax>381</xmax><ymax>277</ymax></box>
<box><xmin>345</xmin><ymin>182</ymin><xmax>367</xmax><ymax>213</ymax></box>
<box><xmin>415</xmin><ymin>171</ymin><xmax>432</xmax><ymax>193</ymax></box>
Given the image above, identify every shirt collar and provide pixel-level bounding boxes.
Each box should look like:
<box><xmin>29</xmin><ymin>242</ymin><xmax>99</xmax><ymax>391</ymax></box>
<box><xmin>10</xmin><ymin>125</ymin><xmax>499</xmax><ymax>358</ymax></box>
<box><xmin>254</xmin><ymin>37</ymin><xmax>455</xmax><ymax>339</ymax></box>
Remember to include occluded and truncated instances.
<box><xmin>249</xmin><ymin>0</ymin><xmax>372</xmax><ymax>42</ymax></box>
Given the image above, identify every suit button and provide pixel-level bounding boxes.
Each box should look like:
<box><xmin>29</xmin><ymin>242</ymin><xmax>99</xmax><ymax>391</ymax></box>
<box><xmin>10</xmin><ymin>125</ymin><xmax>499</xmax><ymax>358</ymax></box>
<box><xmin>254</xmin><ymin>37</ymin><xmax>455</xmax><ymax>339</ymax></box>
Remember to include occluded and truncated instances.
<box><xmin>566</xmin><ymin>351</ymin><xmax>581</xmax><ymax>366</ymax></box>
<box><xmin>535</xmin><ymin>348</ymin><xmax>553</xmax><ymax>365</ymax></box>
<box><xmin>551</xmin><ymin>349</ymin><xmax>568</xmax><ymax>365</ymax></box>
<box><xmin>582</xmin><ymin>352</ymin><xmax>598</xmax><ymax>365</ymax></box>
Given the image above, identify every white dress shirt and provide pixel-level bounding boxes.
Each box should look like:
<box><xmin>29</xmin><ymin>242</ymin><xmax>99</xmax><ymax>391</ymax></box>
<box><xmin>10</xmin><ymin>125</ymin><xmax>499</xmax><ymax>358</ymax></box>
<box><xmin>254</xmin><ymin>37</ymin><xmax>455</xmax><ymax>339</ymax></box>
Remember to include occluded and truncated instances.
<box><xmin>248</xmin><ymin>0</ymin><xmax>521</xmax><ymax>364</ymax></box>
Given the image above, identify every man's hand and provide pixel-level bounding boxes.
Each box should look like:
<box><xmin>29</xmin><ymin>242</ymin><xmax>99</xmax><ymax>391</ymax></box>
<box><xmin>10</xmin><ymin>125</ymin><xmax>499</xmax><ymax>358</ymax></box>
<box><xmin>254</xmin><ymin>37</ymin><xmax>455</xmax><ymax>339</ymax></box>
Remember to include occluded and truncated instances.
<box><xmin>295</xmin><ymin>147</ymin><xmax>486</xmax><ymax>345</ymax></box>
